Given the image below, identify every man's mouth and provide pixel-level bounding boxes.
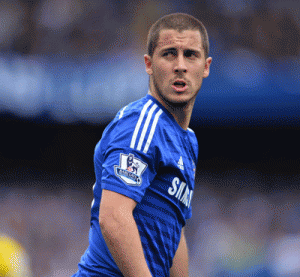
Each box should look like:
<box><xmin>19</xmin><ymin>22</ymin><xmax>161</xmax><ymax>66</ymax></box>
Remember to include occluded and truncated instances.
<box><xmin>173</xmin><ymin>81</ymin><xmax>186</xmax><ymax>88</ymax></box>
<box><xmin>172</xmin><ymin>80</ymin><xmax>188</xmax><ymax>92</ymax></box>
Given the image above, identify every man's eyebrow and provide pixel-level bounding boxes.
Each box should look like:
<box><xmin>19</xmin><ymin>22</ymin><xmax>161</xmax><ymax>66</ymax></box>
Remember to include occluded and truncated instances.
<box><xmin>185</xmin><ymin>48</ymin><xmax>201</xmax><ymax>53</ymax></box>
<box><xmin>161</xmin><ymin>47</ymin><xmax>177</xmax><ymax>52</ymax></box>
<box><xmin>161</xmin><ymin>47</ymin><xmax>202</xmax><ymax>52</ymax></box>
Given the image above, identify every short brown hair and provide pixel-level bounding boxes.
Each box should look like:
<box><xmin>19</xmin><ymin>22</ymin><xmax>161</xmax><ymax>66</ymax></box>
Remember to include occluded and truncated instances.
<box><xmin>147</xmin><ymin>13</ymin><xmax>210</xmax><ymax>58</ymax></box>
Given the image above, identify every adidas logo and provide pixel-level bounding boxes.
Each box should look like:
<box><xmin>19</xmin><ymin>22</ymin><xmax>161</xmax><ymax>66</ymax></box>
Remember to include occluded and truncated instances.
<box><xmin>177</xmin><ymin>156</ymin><xmax>184</xmax><ymax>170</ymax></box>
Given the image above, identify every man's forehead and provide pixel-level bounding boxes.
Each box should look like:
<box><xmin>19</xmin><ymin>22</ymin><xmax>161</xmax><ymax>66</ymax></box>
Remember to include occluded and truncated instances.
<box><xmin>156</xmin><ymin>29</ymin><xmax>203</xmax><ymax>50</ymax></box>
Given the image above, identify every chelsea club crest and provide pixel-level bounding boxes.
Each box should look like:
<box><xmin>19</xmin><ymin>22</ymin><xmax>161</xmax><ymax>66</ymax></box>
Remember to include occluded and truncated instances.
<box><xmin>114</xmin><ymin>153</ymin><xmax>148</xmax><ymax>186</ymax></box>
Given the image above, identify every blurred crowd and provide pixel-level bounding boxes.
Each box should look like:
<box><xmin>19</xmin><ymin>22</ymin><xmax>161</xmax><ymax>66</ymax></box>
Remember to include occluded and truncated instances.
<box><xmin>188</xmin><ymin>175</ymin><xmax>300</xmax><ymax>277</ymax></box>
<box><xmin>1</xmin><ymin>0</ymin><xmax>300</xmax><ymax>125</ymax></box>
<box><xmin>1</xmin><ymin>0</ymin><xmax>300</xmax><ymax>60</ymax></box>
<box><xmin>1</xmin><ymin>172</ymin><xmax>300</xmax><ymax>277</ymax></box>
<box><xmin>0</xmin><ymin>182</ymin><xmax>92</xmax><ymax>277</ymax></box>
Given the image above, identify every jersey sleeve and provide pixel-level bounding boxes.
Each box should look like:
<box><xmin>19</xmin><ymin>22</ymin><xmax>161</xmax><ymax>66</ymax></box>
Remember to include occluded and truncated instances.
<box><xmin>96</xmin><ymin>109</ymin><xmax>159</xmax><ymax>203</ymax></box>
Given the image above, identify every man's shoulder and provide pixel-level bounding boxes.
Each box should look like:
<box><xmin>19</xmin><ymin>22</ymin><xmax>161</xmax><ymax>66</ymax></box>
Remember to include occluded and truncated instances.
<box><xmin>118</xmin><ymin>95</ymin><xmax>165</xmax><ymax>119</ymax></box>
<box><xmin>115</xmin><ymin>95</ymin><xmax>167</xmax><ymax>131</ymax></box>
<box><xmin>101</xmin><ymin>96</ymin><xmax>167</xmax><ymax>153</ymax></box>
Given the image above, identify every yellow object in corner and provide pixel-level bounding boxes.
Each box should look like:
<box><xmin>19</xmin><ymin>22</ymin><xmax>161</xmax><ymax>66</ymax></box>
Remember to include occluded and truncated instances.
<box><xmin>0</xmin><ymin>235</ymin><xmax>32</xmax><ymax>277</ymax></box>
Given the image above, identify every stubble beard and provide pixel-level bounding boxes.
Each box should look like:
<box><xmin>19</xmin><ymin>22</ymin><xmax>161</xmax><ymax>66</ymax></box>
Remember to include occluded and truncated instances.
<box><xmin>152</xmin><ymin>77</ymin><xmax>201</xmax><ymax>110</ymax></box>
<box><xmin>152</xmin><ymin>78</ymin><xmax>188</xmax><ymax>109</ymax></box>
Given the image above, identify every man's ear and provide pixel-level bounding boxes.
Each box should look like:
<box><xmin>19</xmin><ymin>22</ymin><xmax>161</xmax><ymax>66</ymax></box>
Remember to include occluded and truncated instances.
<box><xmin>203</xmin><ymin>57</ymin><xmax>212</xmax><ymax>78</ymax></box>
<box><xmin>144</xmin><ymin>54</ymin><xmax>153</xmax><ymax>75</ymax></box>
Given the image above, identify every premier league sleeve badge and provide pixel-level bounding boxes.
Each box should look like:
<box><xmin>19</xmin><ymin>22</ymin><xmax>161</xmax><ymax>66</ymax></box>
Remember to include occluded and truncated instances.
<box><xmin>114</xmin><ymin>153</ymin><xmax>148</xmax><ymax>186</ymax></box>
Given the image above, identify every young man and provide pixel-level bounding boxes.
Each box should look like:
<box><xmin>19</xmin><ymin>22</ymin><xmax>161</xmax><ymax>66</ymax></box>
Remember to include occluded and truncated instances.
<box><xmin>73</xmin><ymin>13</ymin><xmax>212</xmax><ymax>277</ymax></box>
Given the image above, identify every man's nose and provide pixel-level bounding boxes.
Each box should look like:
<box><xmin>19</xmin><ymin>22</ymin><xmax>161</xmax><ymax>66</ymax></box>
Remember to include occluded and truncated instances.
<box><xmin>174</xmin><ymin>54</ymin><xmax>187</xmax><ymax>73</ymax></box>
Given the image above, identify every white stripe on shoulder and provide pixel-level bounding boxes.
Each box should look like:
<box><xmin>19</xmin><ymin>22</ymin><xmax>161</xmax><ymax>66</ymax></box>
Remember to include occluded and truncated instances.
<box><xmin>119</xmin><ymin>105</ymin><xmax>128</xmax><ymax>119</ymax></box>
<box><xmin>130</xmin><ymin>100</ymin><xmax>152</xmax><ymax>149</ymax></box>
<box><xmin>143</xmin><ymin>109</ymin><xmax>163</xmax><ymax>154</ymax></box>
<box><xmin>187</xmin><ymin>127</ymin><xmax>195</xmax><ymax>133</ymax></box>
<box><xmin>137</xmin><ymin>104</ymin><xmax>158</xmax><ymax>151</ymax></box>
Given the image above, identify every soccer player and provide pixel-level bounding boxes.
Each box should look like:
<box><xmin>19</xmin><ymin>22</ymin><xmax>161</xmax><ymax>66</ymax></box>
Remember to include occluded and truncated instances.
<box><xmin>73</xmin><ymin>13</ymin><xmax>212</xmax><ymax>277</ymax></box>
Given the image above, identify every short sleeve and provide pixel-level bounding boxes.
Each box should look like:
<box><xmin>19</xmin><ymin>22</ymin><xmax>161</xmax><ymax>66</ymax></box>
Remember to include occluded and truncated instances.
<box><xmin>95</xmin><ymin>107</ymin><xmax>159</xmax><ymax>203</ymax></box>
<box><xmin>100</xmin><ymin>147</ymin><xmax>156</xmax><ymax>203</ymax></box>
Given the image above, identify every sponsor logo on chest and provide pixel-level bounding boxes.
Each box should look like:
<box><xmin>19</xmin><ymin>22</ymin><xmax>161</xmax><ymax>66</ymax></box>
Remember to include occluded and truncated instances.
<box><xmin>168</xmin><ymin>177</ymin><xmax>193</xmax><ymax>208</ymax></box>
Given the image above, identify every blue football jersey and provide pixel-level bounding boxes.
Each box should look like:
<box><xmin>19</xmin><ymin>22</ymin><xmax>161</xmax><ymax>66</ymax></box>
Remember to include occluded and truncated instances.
<box><xmin>75</xmin><ymin>94</ymin><xmax>198</xmax><ymax>276</ymax></box>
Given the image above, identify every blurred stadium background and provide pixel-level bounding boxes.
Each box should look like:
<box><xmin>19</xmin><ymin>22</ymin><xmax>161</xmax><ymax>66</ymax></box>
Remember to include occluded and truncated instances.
<box><xmin>0</xmin><ymin>0</ymin><xmax>300</xmax><ymax>276</ymax></box>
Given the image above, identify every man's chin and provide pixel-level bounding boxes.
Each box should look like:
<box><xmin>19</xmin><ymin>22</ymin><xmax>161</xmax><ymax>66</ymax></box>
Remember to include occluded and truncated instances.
<box><xmin>152</xmin><ymin>85</ymin><xmax>196</xmax><ymax>108</ymax></box>
<box><xmin>164</xmin><ymin>96</ymin><xmax>190</xmax><ymax>108</ymax></box>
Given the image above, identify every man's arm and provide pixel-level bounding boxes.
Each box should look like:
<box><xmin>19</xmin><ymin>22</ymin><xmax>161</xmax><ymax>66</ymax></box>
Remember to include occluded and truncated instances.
<box><xmin>170</xmin><ymin>228</ymin><xmax>189</xmax><ymax>277</ymax></box>
<box><xmin>99</xmin><ymin>189</ymin><xmax>152</xmax><ymax>277</ymax></box>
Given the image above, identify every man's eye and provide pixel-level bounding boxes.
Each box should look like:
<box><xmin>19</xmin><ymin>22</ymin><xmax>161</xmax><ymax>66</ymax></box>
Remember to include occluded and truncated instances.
<box><xmin>185</xmin><ymin>51</ymin><xmax>196</xmax><ymax>58</ymax></box>
<box><xmin>163</xmin><ymin>51</ymin><xmax>176</xmax><ymax>57</ymax></box>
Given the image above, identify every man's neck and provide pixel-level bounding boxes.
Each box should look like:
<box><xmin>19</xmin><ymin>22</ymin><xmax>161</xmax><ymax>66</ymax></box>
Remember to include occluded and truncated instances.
<box><xmin>168</xmin><ymin>106</ymin><xmax>192</xmax><ymax>131</ymax></box>
<box><xmin>148</xmin><ymin>90</ymin><xmax>194</xmax><ymax>131</ymax></box>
